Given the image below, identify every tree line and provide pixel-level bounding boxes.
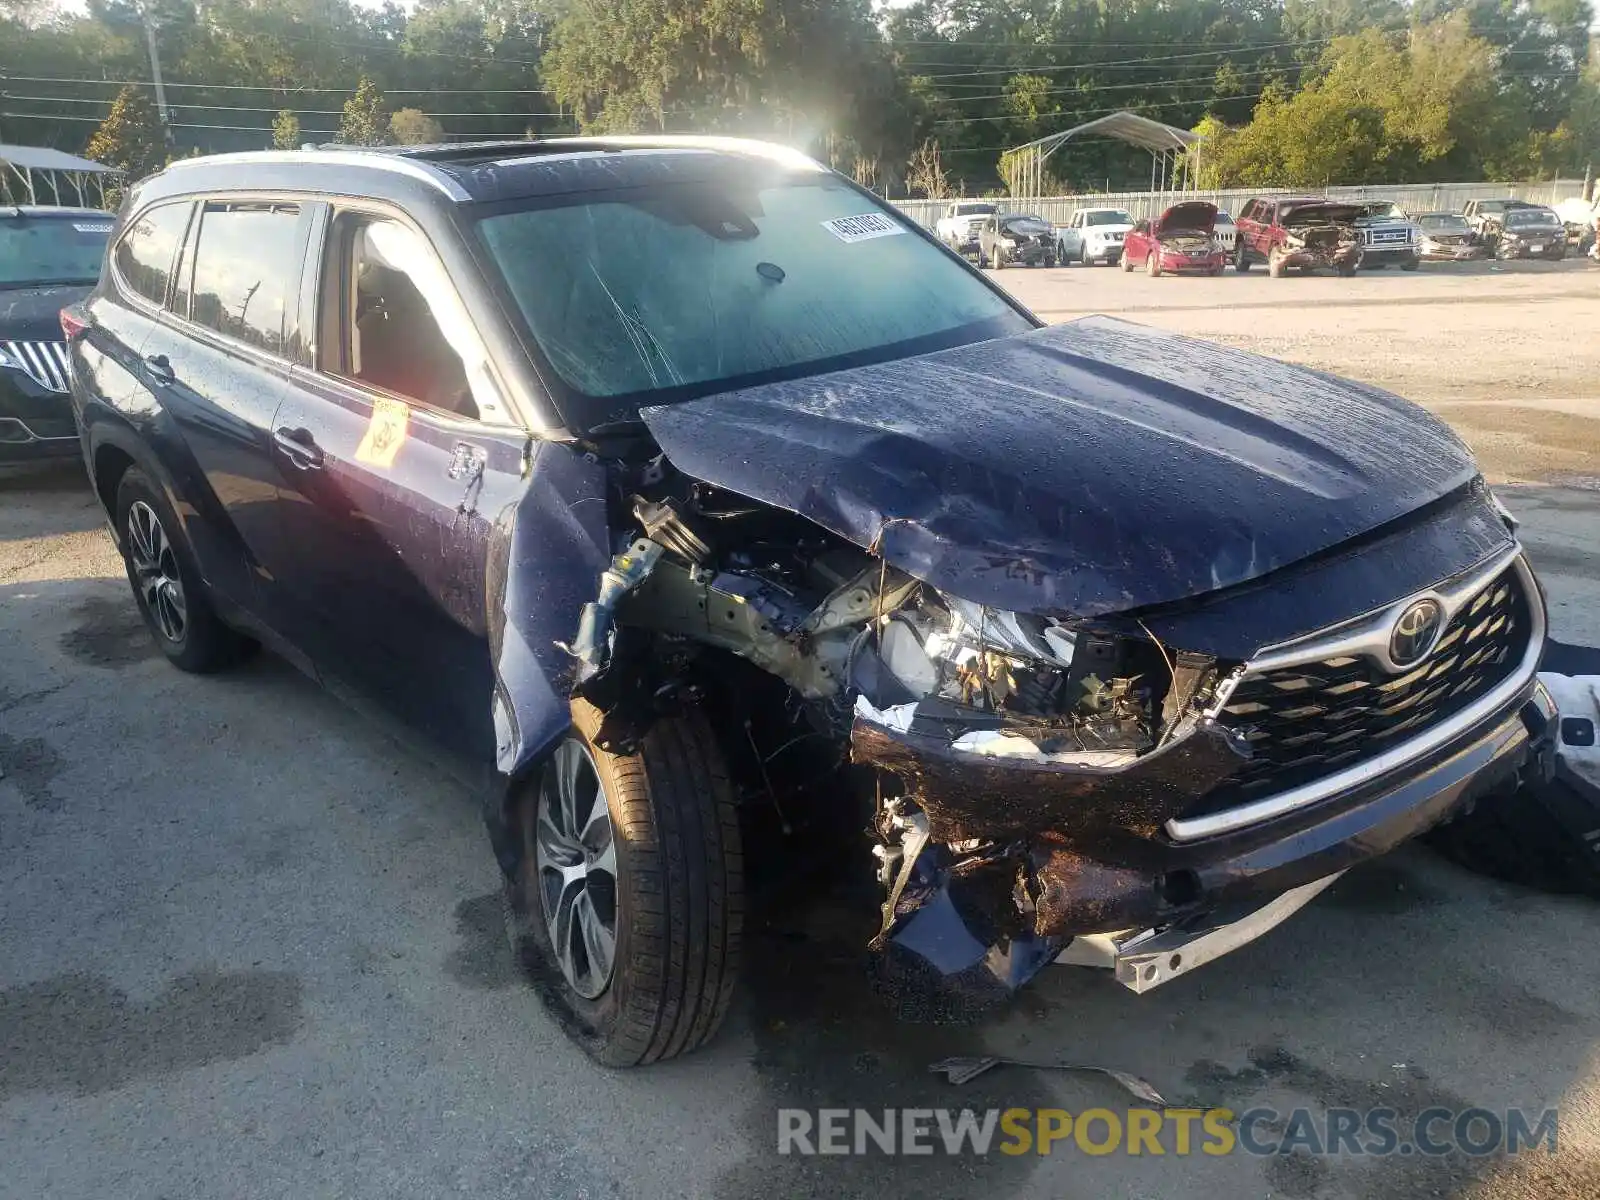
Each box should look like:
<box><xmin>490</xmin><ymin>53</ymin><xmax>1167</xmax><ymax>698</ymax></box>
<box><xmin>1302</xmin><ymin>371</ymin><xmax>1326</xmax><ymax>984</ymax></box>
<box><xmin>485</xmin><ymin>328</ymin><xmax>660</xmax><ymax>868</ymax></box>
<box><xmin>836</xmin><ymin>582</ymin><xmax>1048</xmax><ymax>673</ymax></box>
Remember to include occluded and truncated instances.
<box><xmin>2</xmin><ymin>0</ymin><xmax>1594</xmax><ymax>198</ymax></box>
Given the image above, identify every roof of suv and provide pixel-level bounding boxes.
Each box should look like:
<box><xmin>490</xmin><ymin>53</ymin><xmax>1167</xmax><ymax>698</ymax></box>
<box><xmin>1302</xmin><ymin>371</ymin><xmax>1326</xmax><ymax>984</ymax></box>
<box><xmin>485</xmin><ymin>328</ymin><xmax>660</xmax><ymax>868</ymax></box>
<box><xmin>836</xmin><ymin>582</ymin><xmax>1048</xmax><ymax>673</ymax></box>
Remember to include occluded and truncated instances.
<box><xmin>153</xmin><ymin>137</ymin><xmax>828</xmax><ymax>207</ymax></box>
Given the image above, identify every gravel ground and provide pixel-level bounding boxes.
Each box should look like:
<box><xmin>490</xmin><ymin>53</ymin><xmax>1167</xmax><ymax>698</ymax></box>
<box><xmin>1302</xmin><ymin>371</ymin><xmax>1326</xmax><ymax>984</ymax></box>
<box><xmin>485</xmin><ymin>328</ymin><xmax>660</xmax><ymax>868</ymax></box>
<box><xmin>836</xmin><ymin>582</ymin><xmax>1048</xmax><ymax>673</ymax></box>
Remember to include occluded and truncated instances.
<box><xmin>4</xmin><ymin>261</ymin><xmax>1600</xmax><ymax>1199</ymax></box>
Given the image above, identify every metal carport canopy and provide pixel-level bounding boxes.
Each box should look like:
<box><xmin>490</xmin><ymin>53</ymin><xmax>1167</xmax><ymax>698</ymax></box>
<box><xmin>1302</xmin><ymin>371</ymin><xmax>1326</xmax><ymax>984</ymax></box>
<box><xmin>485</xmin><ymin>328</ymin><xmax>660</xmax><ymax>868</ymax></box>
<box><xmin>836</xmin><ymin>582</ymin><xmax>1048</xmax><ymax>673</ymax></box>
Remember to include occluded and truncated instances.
<box><xmin>1015</xmin><ymin>111</ymin><xmax>1200</xmax><ymax>157</ymax></box>
<box><xmin>0</xmin><ymin>144</ymin><xmax>119</xmax><ymax>208</ymax></box>
<box><xmin>1003</xmin><ymin>110</ymin><xmax>1201</xmax><ymax>205</ymax></box>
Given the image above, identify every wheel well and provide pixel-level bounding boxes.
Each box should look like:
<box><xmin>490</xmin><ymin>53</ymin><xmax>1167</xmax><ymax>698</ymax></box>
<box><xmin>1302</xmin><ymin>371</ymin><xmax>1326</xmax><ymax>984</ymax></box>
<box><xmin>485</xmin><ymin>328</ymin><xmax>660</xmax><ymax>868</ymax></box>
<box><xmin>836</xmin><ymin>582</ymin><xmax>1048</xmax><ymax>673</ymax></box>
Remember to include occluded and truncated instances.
<box><xmin>92</xmin><ymin>444</ymin><xmax>135</xmax><ymax>524</ymax></box>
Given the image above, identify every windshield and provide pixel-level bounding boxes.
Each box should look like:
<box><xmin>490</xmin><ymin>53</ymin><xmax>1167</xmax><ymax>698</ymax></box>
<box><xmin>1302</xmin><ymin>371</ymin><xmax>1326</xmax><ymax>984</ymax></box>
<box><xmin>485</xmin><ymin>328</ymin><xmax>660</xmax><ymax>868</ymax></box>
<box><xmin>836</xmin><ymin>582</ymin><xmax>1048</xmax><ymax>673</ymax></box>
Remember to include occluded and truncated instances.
<box><xmin>1213</xmin><ymin>212</ymin><xmax>1234</xmax><ymax>225</ymax></box>
<box><xmin>1359</xmin><ymin>203</ymin><xmax>1405</xmax><ymax>220</ymax></box>
<box><xmin>954</xmin><ymin>203</ymin><xmax>996</xmax><ymax>217</ymax></box>
<box><xmin>1418</xmin><ymin>214</ymin><xmax>1468</xmax><ymax>232</ymax></box>
<box><xmin>477</xmin><ymin>173</ymin><xmax>1029</xmax><ymax>430</ymax></box>
<box><xmin>1504</xmin><ymin>209</ymin><xmax>1559</xmax><ymax>228</ymax></box>
<box><xmin>0</xmin><ymin>215</ymin><xmax>111</xmax><ymax>288</ymax></box>
<box><xmin>999</xmin><ymin>215</ymin><xmax>1050</xmax><ymax>233</ymax></box>
<box><xmin>1082</xmin><ymin>210</ymin><xmax>1133</xmax><ymax>227</ymax></box>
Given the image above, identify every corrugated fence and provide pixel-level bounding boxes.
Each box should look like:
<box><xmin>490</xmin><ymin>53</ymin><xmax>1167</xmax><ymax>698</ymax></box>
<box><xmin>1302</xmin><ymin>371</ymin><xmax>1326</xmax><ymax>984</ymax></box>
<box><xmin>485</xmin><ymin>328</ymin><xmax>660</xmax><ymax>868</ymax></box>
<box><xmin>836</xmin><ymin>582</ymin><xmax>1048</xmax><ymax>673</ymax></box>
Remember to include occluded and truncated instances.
<box><xmin>892</xmin><ymin>181</ymin><xmax>1589</xmax><ymax>229</ymax></box>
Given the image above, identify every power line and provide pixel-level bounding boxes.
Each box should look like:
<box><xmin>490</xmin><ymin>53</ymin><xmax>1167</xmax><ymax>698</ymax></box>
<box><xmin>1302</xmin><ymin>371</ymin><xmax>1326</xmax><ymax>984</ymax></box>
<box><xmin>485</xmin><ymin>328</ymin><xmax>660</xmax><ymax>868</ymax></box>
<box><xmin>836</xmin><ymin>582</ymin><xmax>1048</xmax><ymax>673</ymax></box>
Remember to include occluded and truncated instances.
<box><xmin>931</xmin><ymin>92</ymin><xmax>1266</xmax><ymax>128</ymax></box>
<box><xmin>2</xmin><ymin>75</ymin><xmax>553</xmax><ymax>94</ymax></box>
<box><xmin>899</xmin><ymin>40</ymin><xmax>1334</xmax><ymax>75</ymax></box>
<box><xmin>2</xmin><ymin>94</ymin><xmax>570</xmax><ymax>118</ymax></box>
<box><xmin>923</xmin><ymin>68</ymin><xmax>1290</xmax><ymax>105</ymax></box>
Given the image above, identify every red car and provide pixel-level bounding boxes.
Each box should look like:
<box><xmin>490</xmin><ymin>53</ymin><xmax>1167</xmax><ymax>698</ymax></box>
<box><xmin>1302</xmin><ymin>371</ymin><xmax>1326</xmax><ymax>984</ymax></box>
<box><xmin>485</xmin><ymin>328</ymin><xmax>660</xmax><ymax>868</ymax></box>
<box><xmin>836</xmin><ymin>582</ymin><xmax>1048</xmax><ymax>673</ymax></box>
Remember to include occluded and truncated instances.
<box><xmin>1120</xmin><ymin>201</ymin><xmax>1227</xmax><ymax>276</ymax></box>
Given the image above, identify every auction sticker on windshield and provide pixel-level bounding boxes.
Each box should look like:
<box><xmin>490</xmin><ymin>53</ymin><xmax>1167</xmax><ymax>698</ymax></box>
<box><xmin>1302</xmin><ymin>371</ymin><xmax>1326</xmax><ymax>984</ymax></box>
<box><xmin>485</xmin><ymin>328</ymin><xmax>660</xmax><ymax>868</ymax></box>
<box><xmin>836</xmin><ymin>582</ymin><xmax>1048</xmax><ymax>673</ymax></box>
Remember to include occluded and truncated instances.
<box><xmin>822</xmin><ymin>213</ymin><xmax>904</xmax><ymax>243</ymax></box>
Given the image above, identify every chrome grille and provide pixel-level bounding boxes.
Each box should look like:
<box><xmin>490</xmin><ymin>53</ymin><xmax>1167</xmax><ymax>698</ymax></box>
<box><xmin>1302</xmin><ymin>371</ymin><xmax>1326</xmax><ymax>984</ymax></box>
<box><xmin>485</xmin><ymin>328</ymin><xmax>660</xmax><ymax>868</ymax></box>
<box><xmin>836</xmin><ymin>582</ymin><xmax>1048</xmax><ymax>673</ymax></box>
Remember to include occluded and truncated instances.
<box><xmin>1365</xmin><ymin>227</ymin><xmax>1411</xmax><ymax>246</ymax></box>
<box><xmin>2</xmin><ymin>340</ymin><xmax>71</xmax><ymax>394</ymax></box>
<box><xmin>1188</xmin><ymin>564</ymin><xmax>1531</xmax><ymax>820</ymax></box>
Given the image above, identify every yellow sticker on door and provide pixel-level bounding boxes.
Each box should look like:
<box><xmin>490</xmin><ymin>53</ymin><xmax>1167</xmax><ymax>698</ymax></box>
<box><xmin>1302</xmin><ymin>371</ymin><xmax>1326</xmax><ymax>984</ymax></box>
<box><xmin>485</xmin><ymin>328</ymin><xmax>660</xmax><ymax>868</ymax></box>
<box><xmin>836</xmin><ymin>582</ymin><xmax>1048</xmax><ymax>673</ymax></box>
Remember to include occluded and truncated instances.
<box><xmin>356</xmin><ymin>396</ymin><xmax>410</xmax><ymax>468</ymax></box>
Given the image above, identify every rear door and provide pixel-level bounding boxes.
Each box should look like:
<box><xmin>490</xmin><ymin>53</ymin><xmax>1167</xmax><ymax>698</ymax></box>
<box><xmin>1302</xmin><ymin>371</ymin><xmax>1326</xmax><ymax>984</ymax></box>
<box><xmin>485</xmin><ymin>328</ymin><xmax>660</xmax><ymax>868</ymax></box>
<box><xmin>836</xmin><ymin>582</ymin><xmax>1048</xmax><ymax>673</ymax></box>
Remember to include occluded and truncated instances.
<box><xmin>77</xmin><ymin>201</ymin><xmax>192</xmax><ymax>445</ymax></box>
<box><xmin>134</xmin><ymin>198</ymin><xmax>307</xmax><ymax>616</ymax></box>
<box><xmin>268</xmin><ymin>205</ymin><xmax>529</xmax><ymax>760</ymax></box>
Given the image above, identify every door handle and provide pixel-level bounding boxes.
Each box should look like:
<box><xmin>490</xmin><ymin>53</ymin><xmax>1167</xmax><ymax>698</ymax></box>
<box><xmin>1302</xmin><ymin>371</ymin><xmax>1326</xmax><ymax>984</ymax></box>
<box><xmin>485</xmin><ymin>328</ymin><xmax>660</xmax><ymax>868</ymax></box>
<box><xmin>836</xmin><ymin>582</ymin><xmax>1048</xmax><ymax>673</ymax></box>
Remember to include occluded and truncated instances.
<box><xmin>273</xmin><ymin>425</ymin><xmax>324</xmax><ymax>470</ymax></box>
<box><xmin>144</xmin><ymin>353</ymin><xmax>174</xmax><ymax>385</ymax></box>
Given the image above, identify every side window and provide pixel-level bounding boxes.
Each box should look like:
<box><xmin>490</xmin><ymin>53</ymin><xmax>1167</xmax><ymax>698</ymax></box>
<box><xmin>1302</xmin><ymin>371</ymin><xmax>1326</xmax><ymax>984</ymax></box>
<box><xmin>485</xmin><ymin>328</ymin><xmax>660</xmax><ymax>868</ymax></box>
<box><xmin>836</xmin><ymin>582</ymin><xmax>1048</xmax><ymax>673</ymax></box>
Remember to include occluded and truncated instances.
<box><xmin>323</xmin><ymin>212</ymin><xmax>476</xmax><ymax>420</ymax></box>
<box><xmin>188</xmin><ymin>201</ymin><xmax>300</xmax><ymax>354</ymax></box>
<box><xmin>113</xmin><ymin>202</ymin><xmax>191</xmax><ymax>307</ymax></box>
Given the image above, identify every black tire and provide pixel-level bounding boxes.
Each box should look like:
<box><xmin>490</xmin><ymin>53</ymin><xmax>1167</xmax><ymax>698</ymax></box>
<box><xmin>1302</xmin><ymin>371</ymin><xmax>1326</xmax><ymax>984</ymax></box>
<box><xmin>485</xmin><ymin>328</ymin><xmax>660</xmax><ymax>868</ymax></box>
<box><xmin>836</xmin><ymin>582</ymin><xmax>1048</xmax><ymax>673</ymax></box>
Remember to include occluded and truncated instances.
<box><xmin>1337</xmin><ymin>261</ymin><xmax>1359</xmax><ymax>278</ymax></box>
<box><xmin>1120</xmin><ymin>250</ymin><xmax>1134</xmax><ymax>272</ymax></box>
<box><xmin>993</xmin><ymin>248</ymin><xmax>1006</xmax><ymax>270</ymax></box>
<box><xmin>505</xmin><ymin>699</ymin><xmax>744</xmax><ymax>1067</ymax></box>
<box><xmin>1079</xmin><ymin>244</ymin><xmax>1091</xmax><ymax>267</ymax></box>
<box><xmin>114</xmin><ymin>466</ymin><xmax>254</xmax><ymax>673</ymax></box>
<box><xmin>1235</xmin><ymin>244</ymin><xmax>1251</xmax><ymax>273</ymax></box>
<box><xmin>976</xmin><ymin>248</ymin><xmax>988</xmax><ymax>269</ymax></box>
<box><xmin>1268</xmin><ymin>250</ymin><xmax>1286</xmax><ymax>278</ymax></box>
<box><xmin>1401</xmin><ymin>256</ymin><xmax>1420</xmax><ymax>271</ymax></box>
<box><xmin>1429</xmin><ymin>765</ymin><xmax>1600</xmax><ymax>898</ymax></box>
<box><xmin>1146</xmin><ymin>251</ymin><xmax>1162</xmax><ymax>278</ymax></box>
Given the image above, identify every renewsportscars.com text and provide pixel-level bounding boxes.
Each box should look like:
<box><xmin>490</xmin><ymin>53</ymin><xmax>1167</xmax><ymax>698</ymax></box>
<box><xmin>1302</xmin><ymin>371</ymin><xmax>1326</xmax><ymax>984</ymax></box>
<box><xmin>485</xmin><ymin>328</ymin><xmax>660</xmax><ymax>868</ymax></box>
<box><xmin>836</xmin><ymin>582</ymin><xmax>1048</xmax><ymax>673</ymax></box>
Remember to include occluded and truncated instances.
<box><xmin>777</xmin><ymin>1107</ymin><xmax>1559</xmax><ymax>1158</ymax></box>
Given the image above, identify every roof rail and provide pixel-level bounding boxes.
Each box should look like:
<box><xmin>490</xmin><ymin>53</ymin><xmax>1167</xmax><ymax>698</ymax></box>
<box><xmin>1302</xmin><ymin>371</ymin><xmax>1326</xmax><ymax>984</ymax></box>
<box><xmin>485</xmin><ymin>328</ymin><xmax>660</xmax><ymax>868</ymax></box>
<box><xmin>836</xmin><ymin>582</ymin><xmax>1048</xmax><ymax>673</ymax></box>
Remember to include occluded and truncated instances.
<box><xmin>159</xmin><ymin>149</ymin><xmax>469</xmax><ymax>201</ymax></box>
<box><xmin>390</xmin><ymin>135</ymin><xmax>826</xmax><ymax>174</ymax></box>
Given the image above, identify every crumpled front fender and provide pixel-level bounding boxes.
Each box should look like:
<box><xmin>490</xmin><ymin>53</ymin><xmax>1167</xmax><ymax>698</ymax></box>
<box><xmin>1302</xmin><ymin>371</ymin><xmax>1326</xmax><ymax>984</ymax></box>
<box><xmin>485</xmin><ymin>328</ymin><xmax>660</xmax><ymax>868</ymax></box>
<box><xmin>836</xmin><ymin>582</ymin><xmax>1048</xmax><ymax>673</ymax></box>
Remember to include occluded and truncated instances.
<box><xmin>483</xmin><ymin>441</ymin><xmax>612</xmax><ymax>868</ymax></box>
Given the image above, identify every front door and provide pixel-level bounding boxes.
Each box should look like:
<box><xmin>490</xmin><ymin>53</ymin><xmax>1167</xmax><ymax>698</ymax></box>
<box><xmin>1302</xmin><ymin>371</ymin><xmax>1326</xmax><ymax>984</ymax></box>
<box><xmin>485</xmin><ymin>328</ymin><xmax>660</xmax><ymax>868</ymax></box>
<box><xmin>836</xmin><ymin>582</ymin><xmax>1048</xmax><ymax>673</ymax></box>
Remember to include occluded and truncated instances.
<box><xmin>268</xmin><ymin>208</ymin><xmax>530</xmax><ymax>762</ymax></box>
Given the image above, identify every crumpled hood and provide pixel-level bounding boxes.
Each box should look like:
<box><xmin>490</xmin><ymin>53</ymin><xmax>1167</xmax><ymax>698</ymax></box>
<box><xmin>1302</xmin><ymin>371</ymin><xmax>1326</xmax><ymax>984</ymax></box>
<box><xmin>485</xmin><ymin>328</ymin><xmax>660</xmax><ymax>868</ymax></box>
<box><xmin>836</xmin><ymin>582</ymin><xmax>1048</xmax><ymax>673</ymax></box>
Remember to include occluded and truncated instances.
<box><xmin>640</xmin><ymin>317</ymin><xmax>1477</xmax><ymax>617</ymax></box>
<box><xmin>0</xmin><ymin>284</ymin><xmax>92</xmax><ymax>342</ymax></box>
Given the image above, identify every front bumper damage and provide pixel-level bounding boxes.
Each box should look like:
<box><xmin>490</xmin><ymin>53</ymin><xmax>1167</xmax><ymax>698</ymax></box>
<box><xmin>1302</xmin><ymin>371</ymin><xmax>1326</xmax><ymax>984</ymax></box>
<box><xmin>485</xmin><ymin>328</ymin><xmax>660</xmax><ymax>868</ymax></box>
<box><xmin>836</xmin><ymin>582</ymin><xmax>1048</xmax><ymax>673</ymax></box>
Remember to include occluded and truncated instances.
<box><xmin>855</xmin><ymin>678</ymin><xmax>1556</xmax><ymax>1005</ymax></box>
<box><xmin>573</xmin><ymin>323</ymin><xmax>1549</xmax><ymax>1017</ymax></box>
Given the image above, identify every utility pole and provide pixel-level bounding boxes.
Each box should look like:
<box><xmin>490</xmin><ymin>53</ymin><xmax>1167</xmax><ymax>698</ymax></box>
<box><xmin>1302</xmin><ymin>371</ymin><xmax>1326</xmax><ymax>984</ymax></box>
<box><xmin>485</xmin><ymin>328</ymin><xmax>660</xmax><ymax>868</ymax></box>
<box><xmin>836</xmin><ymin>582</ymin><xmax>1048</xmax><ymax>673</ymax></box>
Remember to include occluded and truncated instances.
<box><xmin>141</xmin><ymin>6</ymin><xmax>175</xmax><ymax>150</ymax></box>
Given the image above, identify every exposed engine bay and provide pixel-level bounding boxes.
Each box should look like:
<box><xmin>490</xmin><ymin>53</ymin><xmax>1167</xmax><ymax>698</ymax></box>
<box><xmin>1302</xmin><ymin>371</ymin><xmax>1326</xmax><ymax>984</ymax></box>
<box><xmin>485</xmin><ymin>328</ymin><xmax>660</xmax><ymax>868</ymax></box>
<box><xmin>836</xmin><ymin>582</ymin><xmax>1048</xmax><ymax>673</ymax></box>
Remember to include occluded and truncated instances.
<box><xmin>1279</xmin><ymin>204</ymin><xmax>1364</xmax><ymax>265</ymax></box>
<box><xmin>561</xmin><ymin>457</ymin><xmax>1247</xmax><ymax>1004</ymax></box>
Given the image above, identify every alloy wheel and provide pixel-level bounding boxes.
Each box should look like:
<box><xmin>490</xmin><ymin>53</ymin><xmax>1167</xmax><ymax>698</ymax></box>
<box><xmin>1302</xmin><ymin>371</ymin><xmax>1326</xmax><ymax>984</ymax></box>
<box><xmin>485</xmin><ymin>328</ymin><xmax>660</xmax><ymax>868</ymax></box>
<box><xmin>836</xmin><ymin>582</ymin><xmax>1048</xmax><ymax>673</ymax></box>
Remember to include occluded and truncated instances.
<box><xmin>536</xmin><ymin>739</ymin><xmax>618</xmax><ymax>999</ymax></box>
<box><xmin>126</xmin><ymin>500</ymin><xmax>187</xmax><ymax>643</ymax></box>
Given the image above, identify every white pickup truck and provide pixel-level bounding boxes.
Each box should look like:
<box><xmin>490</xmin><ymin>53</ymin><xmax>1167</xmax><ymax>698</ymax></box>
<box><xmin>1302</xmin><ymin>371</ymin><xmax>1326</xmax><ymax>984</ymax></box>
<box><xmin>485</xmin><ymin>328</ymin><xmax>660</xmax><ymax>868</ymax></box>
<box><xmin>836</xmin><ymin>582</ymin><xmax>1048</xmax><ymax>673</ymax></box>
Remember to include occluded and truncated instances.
<box><xmin>935</xmin><ymin>202</ymin><xmax>999</xmax><ymax>254</ymax></box>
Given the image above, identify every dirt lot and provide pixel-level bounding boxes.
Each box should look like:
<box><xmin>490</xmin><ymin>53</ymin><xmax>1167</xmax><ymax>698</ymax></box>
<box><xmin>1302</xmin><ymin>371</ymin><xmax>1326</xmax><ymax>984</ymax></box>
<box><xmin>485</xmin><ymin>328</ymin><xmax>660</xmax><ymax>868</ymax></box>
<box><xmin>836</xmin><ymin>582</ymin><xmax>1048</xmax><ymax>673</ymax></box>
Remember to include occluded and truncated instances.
<box><xmin>4</xmin><ymin>260</ymin><xmax>1600</xmax><ymax>1200</ymax></box>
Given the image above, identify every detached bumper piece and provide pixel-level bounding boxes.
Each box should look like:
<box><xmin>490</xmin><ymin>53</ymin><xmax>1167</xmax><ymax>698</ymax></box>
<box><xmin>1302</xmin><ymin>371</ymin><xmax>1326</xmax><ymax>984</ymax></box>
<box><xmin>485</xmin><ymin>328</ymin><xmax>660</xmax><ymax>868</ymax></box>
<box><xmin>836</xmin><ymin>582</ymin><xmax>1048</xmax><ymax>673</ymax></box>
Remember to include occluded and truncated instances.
<box><xmin>1056</xmin><ymin>871</ymin><xmax>1345</xmax><ymax>993</ymax></box>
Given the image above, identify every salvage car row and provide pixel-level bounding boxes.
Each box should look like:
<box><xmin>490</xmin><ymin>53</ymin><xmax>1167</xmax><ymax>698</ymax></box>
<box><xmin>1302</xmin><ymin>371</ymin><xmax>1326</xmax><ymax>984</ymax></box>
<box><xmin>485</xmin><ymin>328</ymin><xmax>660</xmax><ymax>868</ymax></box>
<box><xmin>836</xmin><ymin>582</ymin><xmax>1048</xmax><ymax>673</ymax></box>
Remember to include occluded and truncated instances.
<box><xmin>935</xmin><ymin>195</ymin><xmax>1596</xmax><ymax>277</ymax></box>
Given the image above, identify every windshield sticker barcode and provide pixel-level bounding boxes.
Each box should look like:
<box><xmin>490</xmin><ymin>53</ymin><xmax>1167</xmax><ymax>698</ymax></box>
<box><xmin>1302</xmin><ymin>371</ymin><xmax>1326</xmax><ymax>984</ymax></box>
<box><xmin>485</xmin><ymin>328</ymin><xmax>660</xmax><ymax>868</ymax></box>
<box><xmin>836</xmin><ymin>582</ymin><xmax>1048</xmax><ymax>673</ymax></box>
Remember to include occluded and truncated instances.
<box><xmin>822</xmin><ymin>213</ymin><xmax>904</xmax><ymax>243</ymax></box>
<box><xmin>73</xmin><ymin>223</ymin><xmax>113</xmax><ymax>234</ymax></box>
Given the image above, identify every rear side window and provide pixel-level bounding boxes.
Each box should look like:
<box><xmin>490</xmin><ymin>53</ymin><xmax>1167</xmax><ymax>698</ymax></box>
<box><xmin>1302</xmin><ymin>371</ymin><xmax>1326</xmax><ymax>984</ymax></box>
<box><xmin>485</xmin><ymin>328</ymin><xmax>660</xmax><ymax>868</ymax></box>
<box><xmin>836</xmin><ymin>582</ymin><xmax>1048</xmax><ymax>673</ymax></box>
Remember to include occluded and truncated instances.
<box><xmin>114</xmin><ymin>203</ymin><xmax>191</xmax><ymax>306</ymax></box>
<box><xmin>188</xmin><ymin>201</ymin><xmax>300</xmax><ymax>354</ymax></box>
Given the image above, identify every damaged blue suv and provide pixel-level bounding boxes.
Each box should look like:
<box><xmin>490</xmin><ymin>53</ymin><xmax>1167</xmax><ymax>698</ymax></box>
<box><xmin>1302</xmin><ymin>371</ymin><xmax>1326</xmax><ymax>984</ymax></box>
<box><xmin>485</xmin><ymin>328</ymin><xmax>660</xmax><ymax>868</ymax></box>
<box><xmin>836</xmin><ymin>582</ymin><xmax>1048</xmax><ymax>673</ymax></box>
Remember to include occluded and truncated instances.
<box><xmin>67</xmin><ymin>139</ymin><xmax>1557</xmax><ymax>1066</ymax></box>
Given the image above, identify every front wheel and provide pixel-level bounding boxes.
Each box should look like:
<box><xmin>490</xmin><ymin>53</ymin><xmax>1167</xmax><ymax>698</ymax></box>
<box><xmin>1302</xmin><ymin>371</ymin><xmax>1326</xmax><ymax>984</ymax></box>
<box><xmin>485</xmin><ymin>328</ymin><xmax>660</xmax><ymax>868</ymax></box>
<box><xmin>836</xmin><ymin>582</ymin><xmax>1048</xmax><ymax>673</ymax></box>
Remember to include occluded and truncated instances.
<box><xmin>505</xmin><ymin>699</ymin><xmax>744</xmax><ymax>1067</ymax></box>
<box><xmin>1043</xmin><ymin>255</ymin><xmax>1056</xmax><ymax>269</ymax></box>
<box><xmin>1146</xmin><ymin>251</ymin><xmax>1162</xmax><ymax>278</ymax></box>
<box><xmin>1401</xmin><ymin>256</ymin><xmax>1420</xmax><ymax>271</ymax></box>
<box><xmin>1268</xmin><ymin>250</ymin><xmax>1286</xmax><ymax>278</ymax></box>
<box><xmin>115</xmin><ymin>467</ymin><xmax>254</xmax><ymax>673</ymax></box>
<box><xmin>1120</xmin><ymin>251</ymin><xmax>1134</xmax><ymax>272</ymax></box>
<box><xmin>1234</xmin><ymin>244</ymin><xmax>1251</xmax><ymax>273</ymax></box>
<box><xmin>993</xmin><ymin>248</ymin><xmax>1007</xmax><ymax>270</ymax></box>
<box><xmin>1080</xmin><ymin>244</ymin><xmax>1091</xmax><ymax>267</ymax></box>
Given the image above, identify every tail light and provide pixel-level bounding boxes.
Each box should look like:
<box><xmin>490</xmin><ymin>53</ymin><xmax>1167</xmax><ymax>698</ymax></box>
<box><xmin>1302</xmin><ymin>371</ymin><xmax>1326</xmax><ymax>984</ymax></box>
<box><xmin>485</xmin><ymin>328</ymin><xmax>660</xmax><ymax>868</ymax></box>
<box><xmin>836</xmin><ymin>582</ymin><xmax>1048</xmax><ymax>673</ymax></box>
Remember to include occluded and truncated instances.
<box><xmin>59</xmin><ymin>305</ymin><xmax>89</xmax><ymax>340</ymax></box>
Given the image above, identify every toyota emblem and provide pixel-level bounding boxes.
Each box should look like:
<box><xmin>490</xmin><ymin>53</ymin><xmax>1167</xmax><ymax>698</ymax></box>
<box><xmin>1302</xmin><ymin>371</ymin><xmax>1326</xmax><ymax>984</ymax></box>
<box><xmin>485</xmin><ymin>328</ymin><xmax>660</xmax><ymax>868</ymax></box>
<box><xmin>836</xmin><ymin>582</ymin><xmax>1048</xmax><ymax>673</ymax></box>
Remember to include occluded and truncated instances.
<box><xmin>1389</xmin><ymin>599</ymin><xmax>1444</xmax><ymax>667</ymax></box>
